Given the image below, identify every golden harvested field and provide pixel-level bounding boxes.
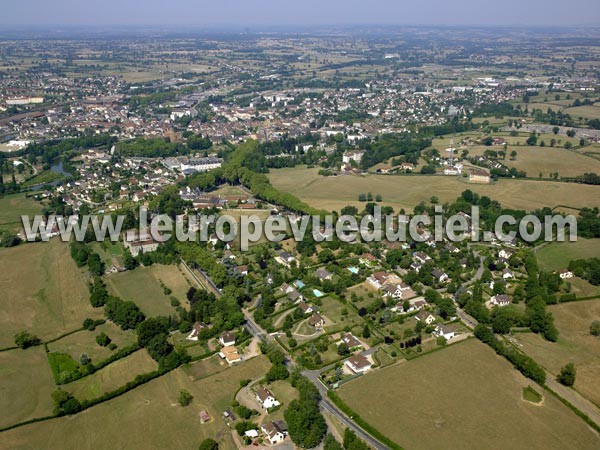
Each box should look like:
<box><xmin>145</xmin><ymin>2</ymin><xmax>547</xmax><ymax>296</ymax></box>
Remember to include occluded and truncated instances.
<box><xmin>0</xmin><ymin>239</ymin><xmax>103</xmax><ymax>348</ymax></box>
<box><xmin>268</xmin><ymin>167</ymin><xmax>600</xmax><ymax>212</ymax></box>
<box><xmin>0</xmin><ymin>355</ymin><xmax>270</xmax><ymax>450</ymax></box>
<box><xmin>513</xmin><ymin>300</ymin><xmax>600</xmax><ymax>407</ymax></box>
<box><xmin>0</xmin><ymin>347</ymin><xmax>56</xmax><ymax>429</ymax></box>
<box><xmin>47</xmin><ymin>322</ymin><xmax>137</xmax><ymax>364</ymax></box>
<box><xmin>105</xmin><ymin>264</ymin><xmax>194</xmax><ymax>317</ymax></box>
<box><xmin>337</xmin><ymin>339</ymin><xmax>600</xmax><ymax>450</ymax></box>
<box><xmin>65</xmin><ymin>350</ymin><xmax>158</xmax><ymax>402</ymax></box>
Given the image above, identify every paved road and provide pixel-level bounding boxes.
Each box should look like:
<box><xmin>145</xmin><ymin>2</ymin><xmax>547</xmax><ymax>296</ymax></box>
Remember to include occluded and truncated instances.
<box><xmin>545</xmin><ymin>376</ymin><xmax>600</xmax><ymax>427</ymax></box>
<box><xmin>303</xmin><ymin>369</ymin><xmax>389</xmax><ymax>450</ymax></box>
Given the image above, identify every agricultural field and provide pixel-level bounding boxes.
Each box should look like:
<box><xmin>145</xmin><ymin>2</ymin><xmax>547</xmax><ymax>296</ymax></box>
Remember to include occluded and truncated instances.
<box><xmin>65</xmin><ymin>350</ymin><xmax>158</xmax><ymax>402</ymax></box>
<box><xmin>47</xmin><ymin>322</ymin><xmax>137</xmax><ymax>364</ymax></box>
<box><xmin>536</xmin><ymin>238</ymin><xmax>600</xmax><ymax>272</ymax></box>
<box><xmin>0</xmin><ymin>355</ymin><xmax>271</xmax><ymax>450</ymax></box>
<box><xmin>0</xmin><ymin>193</ymin><xmax>42</xmax><ymax>233</ymax></box>
<box><xmin>268</xmin><ymin>166</ymin><xmax>600</xmax><ymax>212</ymax></box>
<box><xmin>0</xmin><ymin>239</ymin><xmax>103</xmax><ymax>348</ymax></box>
<box><xmin>468</xmin><ymin>146</ymin><xmax>600</xmax><ymax>178</ymax></box>
<box><xmin>337</xmin><ymin>339</ymin><xmax>600</xmax><ymax>450</ymax></box>
<box><xmin>0</xmin><ymin>346</ymin><xmax>56</xmax><ymax>429</ymax></box>
<box><xmin>105</xmin><ymin>264</ymin><xmax>195</xmax><ymax>317</ymax></box>
<box><xmin>512</xmin><ymin>299</ymin><xmax>600</xmax><ymax>407</ymax></box>
<box><xmin>563</xmin><ymin>105</ymin><xmax>600</xmax><ymax>121</ymax></box>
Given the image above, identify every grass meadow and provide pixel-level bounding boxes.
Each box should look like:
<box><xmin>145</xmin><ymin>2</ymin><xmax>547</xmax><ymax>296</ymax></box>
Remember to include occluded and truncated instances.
<box><xmin>268</xmin><ymin>166</ymin><xmax>600</xmax><ymax>213</ymax></box>
<box><xmin>0</xmin><ymin>355</ymin><xmax>270</xmax><ymax>450</ymax></box>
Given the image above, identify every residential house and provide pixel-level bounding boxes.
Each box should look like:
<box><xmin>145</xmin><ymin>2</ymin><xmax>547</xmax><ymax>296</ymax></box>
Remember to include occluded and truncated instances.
<box><xmin>559</xmin><ymin>269</ymin><xmax>574</xmax><ymax>279</ymax></box>
<box><xmin>308</xmin><ymin>313</ymin><xmax>326</xmax><ymax>329</ymax></box>
<box><xmin>219</xmin><ymin>346</ymin><xmax>241</xmax><ymax>365</ymax></box>
<box><xmin>339</xmin><ymin>333</ymin><xmax>363</xmax><ymax>351</ymax></box>
<box><xmin>315</xmin><ymin>268</ymin><xmax>333</xmax><ymax>281</ymax></box>
<box><xmin>219</xmin><ymin>331</ymin><xmax>236</xmax><ymax>347</ymax></box>
<box><xmin>502</xmin><ymin>268</ymin><xmax>515</xmax><ymax>280</ymax></box>
<box><xmin>413</xmin><ymin>252</ymin><xmax>432</xmax><ymax>265</ymax></box>
<box><xmin>255</xmin><ymin>386</ymin><xmax>280</xmax><ymax>410</ymax></box>
<box><xmin>432</xmin><ymin>269</ymin><xmax>449</xmax><ymax>283</ymax></box>
<box><xmin>186</xmin><ymin>322</ymin><xmax>207</xmax><ymax>341</ymax></box>
<box><xmin>491</xmin><ymin>294</ymin><xmax>511</xmax><ymax>307</ymax></box>
<box><xmin>499</xmin><ymin>249</ymin><xmax>513</xmax><ymax>260</ymax></box>
<box><xmin>415</xmin><ymin>310</ymin><xmax>436</xmax><ymax>325</ymax></box>
<box><xmin>298</xmin><ymin>301</ymin><xmax>314</xmax><ymax>315</ymax></box>
<box><xmin>345</xmin><ymin>354</ymin><xmax>372</xmax><ymax>374</ymax></box>
<box><xmin>434</xmin><ymin>324</ymin><xmax>457</xmax><ymax>340</ymax></box>
<box><xmin>261</xmin><ymin>421</ymin><xmax>286</xmax><ymax>445</ymax></box>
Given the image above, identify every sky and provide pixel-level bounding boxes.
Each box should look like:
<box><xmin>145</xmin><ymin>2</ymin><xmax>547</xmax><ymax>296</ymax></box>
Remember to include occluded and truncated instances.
<box><xmin>1</xmin><ymin>0</ymin><xmax>599</xmax><ymax>27</ymax></box>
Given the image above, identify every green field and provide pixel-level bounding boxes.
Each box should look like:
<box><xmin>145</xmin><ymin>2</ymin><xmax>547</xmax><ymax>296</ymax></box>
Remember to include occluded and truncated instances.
<box><xmin>47</xmin><ymin>322</ymin><xmax>137</xmax><ymax>364</ymax></box>
<box><xmin>0</xmin><ymin>239</ymin><xmax>103</xmax><ymax>348</ymax></box>
<box><xmin>513</xmin><ymin>299</ymin><xmax>600</xmax><ymax>407</ymax></box>
<box><xmin>536</xmin><ymin>238</ymin><xmax>600</xmax><ymax>272</ymax></box>
<box><xmin>0</xmin><ymin>347</ymin><xmax>56</xmax><ymax>429</ymax></box>
<box><xmin>1</xmin><ymin>356</ymin><xmax>271</xmax><ymax>450</ymax></box>
<box><xmin>105</xmin><ymin>264</ymin><xmax>194</xmax><ymax>317</ymax></box>
<box><xmin>268</xmin><ymin>167</ymin><xmax>600</xmax><ymax>213</ymax></box>
<box><xmin>468</xmin><ymin>145</ymin><xmax>600</xmax><ymax>178</ymax></box>
<box><xmin>65</xmin><ymin>350</ymin><xmax>158</xmax><ymax>401</ymax></box>
<box><xmin>0</xmin><ymin>193</ymin><xmax>42</xmax><ymax>233</ymax></box>
<box><xmin>563</xmin><ymin>105</ymin><xmax>600</xmax><ymax>120</ymax></box>
<box><xmin>337</xmin><ymin>339</ymin><xmax>600</xmax><ymax>450</ymax></box>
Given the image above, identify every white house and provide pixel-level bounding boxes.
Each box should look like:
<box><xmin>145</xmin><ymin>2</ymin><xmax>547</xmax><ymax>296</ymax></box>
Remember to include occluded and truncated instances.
<box><xmin>415</xmin><ymin>310</ymin><xmax>436</xmax><ymax>325</ymax></box>
<box><xmin>559</xmin><ymin>270</ymin><xmax>574</xmax><ymax>279</ymax></box>
<box><xmin>219</xmin><ymin>331</ymin><xmax>236</xmax><ymax>347</ymax></box>
<box><xmin>262</xmin><ymin>421</ymin><xmax>286</xmax><ymax>445</ymax></box>
<box><xmin>434</xmin><ymin>324</ymin><xmax>456</xmax><ymax>340</ymax></box>
<box><xmin>345</xmin><ymin>354</ymin><xmax>372</xmax><ymax>374</ymax></box>
<box><xmin>255</xmin><ymin>386</ymin><xmax>280</xmax><ymax>409</ymax></box>
<box><xmin>491</xmin><ymin>294</ymin><xmax>511</xmax><ymax>307</ymax></box>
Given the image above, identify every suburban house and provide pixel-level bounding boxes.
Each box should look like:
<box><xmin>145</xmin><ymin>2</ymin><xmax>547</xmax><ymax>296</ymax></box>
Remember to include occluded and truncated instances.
<box><xmin>287</xmin><ymin>289</ymin><xmax>303</xmax><ymax>303</ymax></box>
<box><xmin>367</xmin><ymin>271</ymin><xmax>389</xmax><ymax>289</ymax></box>
<box><xmin>261</xmin><ymin>421</ymin><xmax>287</xmax><ymax>445</ymax></box>
<box><xmin>413</xmin><ymin>252</ymin><xmax>432</xmax><ymax>265</ymax></box>
<box><xmin>275</xmin><ymin>251</ymin><xmax>296</xmax><ymax>267</ymax></box>
<box><xmin>415</xmin><ymin>310</ymin><xmax>436</xmax><ymax>325</ymax></box>
<box><xmin>359</xmin><ymin>253</ymin><xmax>377</xmax><ymax>267</ymax></box>
<box><xmin>309</xmin><ymin>313</ymin><xmax>326</xmax><ymax>329</ymax></box>
<box><xmin>298</xmin><ymin>301</ymin><xmax>314</xmax><ymax>315</ymax></box>
<box><xmin>502</xmin><ymin>268</ymin><xmax>515</xmax><ymax>280</ymax></box>
<box><xmin>315</xmin><ymin>268</ymin><xmax>333</xmax><ymax>281</ymax></box>
<box><xmin>122</xmin><ymin>229</ymin><xmax>160</xmax><ymax>257</ymax></box>
<box><xmin>393</xmin><ymin>297</ymin><xmax>427</xmax><ymax>313</ymax></box>
<box><xmin>345</xmin><ymin>354</ymin><xmax>372</xmax><ymax>374</ymax></box>
<box><xmin>279</xmin><ymin>283</ymin><xmax>295</xmax><ymax>294</ymax></box>
<box><xmin>219</xmin><ymin>345</ymin><xmax>241</xmax><ymax>365</ymax></box>
<box><xmin>255</xmin><ymin>386</ymin><xmax>280</xmax><ymax>410</ymax></box>
<box><xmin>186</xmin><ymin>322</ymin><xmax>207</xmax><ymax>341</ymax></box>
<box><xmin>559</xmin><ymin>269</ymin><xmax>574</xmax><ymax>279</ymax></box>
<box><xmin>491</xmin><ymin>294</ymin><xmax>511</xmax><ymax>307</ymax></box>
<box><xmin>431</xmin><ymin>269</ymin><xmax>449</xmax><ymax>283</ymax></box>
<box><xmin>434</xmin><ymin>324</ymin><xmax>457</xmax><ymax>340</ymax></box>
<box><xmin>219</xmin><ymin>331</ymin><xmax>236</xmax><ymax>347</ymax></box>
<box><xmin>339</xmin><ymin>333</ymin><xmax>363</xmax><ymax>351</ymax></box>
<box><xmin>499</xmin><ymin>249</ymin><xmax>513</xmax><ymax>260</ymax></box>
<box><xmin>469</xmin><ymin>168</ymin><xmax>491</xmax><ymax>184</ymax></box>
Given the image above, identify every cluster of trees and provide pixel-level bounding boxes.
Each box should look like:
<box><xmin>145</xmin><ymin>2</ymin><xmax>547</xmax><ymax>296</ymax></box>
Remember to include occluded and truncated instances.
<box><xmin>359</xmin><ymin>134</ymin><xmax>430</xmax><ymax>169</ymax></box>
<box><xmin>105</xmin><ymin>297</ymin><xmax>146</xmax><ymax>331</ymax></box>
<box><xmin>24</xmin><ymin>134</ymin><xmax>116</xmax><ymax>166</ymax></box>
<box><xmin>284</xmin><ymin>371</ymin><xmax>327</xmax><ymax>448</ymax></box>
<box><xmin>568</xmin><ymin>258</ymin><xmax>600</xmax><ymax>286</ymax></box>
<box><xmin>14</xmin><ymin>331</ymin><xmax>41</xmax><ymax>349</ymax></box>
<box><xmin>0</xmin><ymin>231</ymin><xmax>21</xmax><ymax>248</ymax></box>
<box><xmin>70</xmin><ymin>242</ymin><xmax>105</xmax><ymax>276</ymax></box>
<box><xmin>260</xmin><ymin>342</ymin><xmax>290</xmax><ymax>382</ymax></box>
<box><xmin>136</xmin><ymin>316</ymin><xmax>190</xmax><ymax>371</ymax></box>
<box><xmin>557</xmin><ymin>363</ymin><xmax>576</xmax><ymax>387</ymax></box>
<box><xmin>51</xmin><ymin>389</ymin><xmax>82</xmax><ymax>416</ymax></box>
<box><xmin>576</xmin><ymin>208</ymin><xmax>600</xmax><ymax>238</ymax></box>
<box><xmin>118</xmin><ymin>137</ymin><xmax>188</xmax><ymax>157</ymax></box>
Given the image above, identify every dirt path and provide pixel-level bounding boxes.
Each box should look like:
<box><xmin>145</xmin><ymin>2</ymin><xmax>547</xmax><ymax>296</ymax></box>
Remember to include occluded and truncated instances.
<box><xmin>545</xmin><ymin>375</ymin><xmax>600</xmax><ymax>428</ymax></box>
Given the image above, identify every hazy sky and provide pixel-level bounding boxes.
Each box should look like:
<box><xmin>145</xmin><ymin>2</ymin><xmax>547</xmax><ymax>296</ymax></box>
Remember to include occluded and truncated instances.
<box><xmin>1</xmin><ymin>0</ymin><xmax>599</xmax><ymax>27</ymax></box>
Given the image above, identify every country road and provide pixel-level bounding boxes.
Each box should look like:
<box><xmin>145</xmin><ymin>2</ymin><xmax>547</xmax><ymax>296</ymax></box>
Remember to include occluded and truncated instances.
<box><xmin>545</xmin><ymin>374</ymin><xmax>600</xmax><ymax>428</ymax></box>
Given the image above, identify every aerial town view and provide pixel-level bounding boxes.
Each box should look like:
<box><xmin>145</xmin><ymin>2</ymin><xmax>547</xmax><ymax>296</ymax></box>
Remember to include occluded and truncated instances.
<box><xmin>0</xmin><ymin>1</ymin><xmax>599</xmax><ymax>449</ymax></box>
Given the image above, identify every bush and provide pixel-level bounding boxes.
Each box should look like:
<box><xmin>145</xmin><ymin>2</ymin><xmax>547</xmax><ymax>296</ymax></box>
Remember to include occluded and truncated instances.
<box><xmin>557</xmin><ymin>363</ymin><xmax>576</xmax><ymax>387</ymax></box>
<box><xmin>198</xmin><ymin>439</ymin><xmax>219</xmax><ymax>450</ymax></box>
<box><xmin>178</xmin><ymin>389</ymin><xmax>193</xmax><ymax>406</ymax></box>
<box><xmin>591</xmin><ymin>321</ymin><xmax>600</xmax><ymax>337</ymax></box>
<box><xmin>96</xmin><ymin>332</ymin><xmax>111</xmax><ymax>347</ymax></box>
<box><xmin>14</xmin><ymin>331</ymin><xmax>41</xmax><ymax>349</ymax></box>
